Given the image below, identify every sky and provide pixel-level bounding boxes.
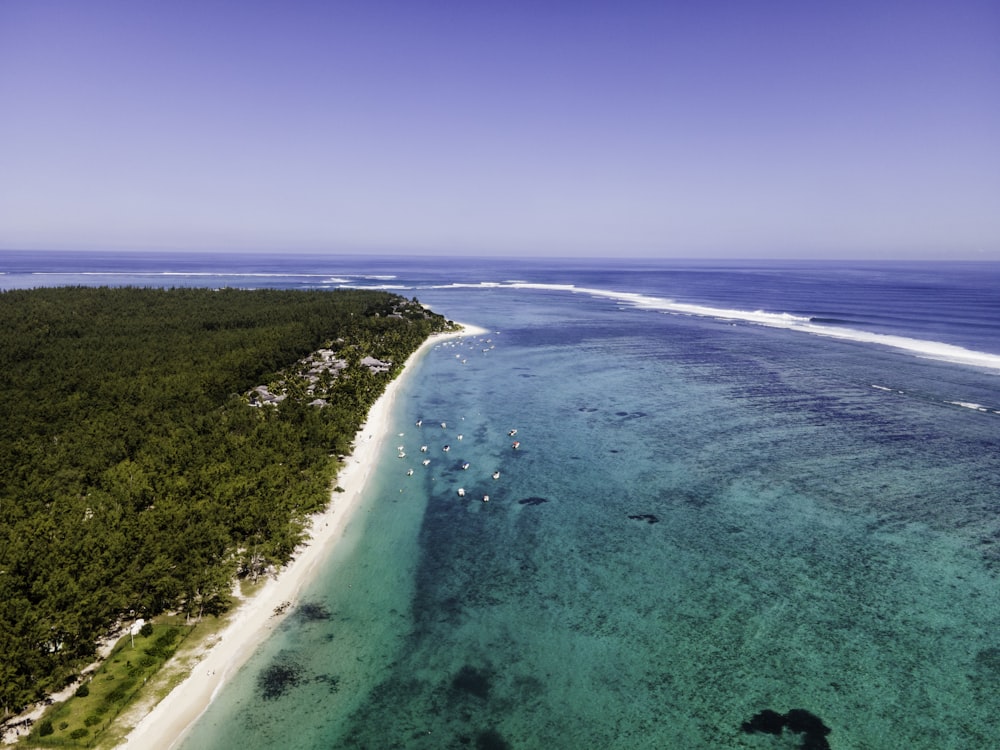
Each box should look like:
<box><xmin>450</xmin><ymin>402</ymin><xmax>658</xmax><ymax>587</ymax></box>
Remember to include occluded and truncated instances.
<box><xmin>1</xmin><ymin>1</ymin><xmax>998</xmax><ymax>259</ymax></box>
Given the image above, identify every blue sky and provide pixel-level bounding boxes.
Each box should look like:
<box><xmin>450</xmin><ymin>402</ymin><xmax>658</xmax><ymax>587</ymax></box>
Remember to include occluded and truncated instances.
<box><xmin>1</xmin><ymin>1</ymin><xmax>998</xmax><ymax>259</ymax></box>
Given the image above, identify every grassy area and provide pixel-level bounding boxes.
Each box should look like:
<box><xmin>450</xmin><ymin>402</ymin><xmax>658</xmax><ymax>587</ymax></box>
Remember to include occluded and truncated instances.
<box><xmin>94</xmin><ymin>588</ymin><xmax>254</xmax><ymax>750</ymax></box>
<box><xmin>18</xmin><ymin>615</ymin><xmax>204</xmax><ymax>749</ymax></box>
<box><xmin>16</xmin><ymin>580</ymin><xmax>265</xmax><ymax>748</ymax></box>
<box><xmin>17</xmin><ymin>581</ymin><xmax>262</xmax><ymax>749</ymax></box>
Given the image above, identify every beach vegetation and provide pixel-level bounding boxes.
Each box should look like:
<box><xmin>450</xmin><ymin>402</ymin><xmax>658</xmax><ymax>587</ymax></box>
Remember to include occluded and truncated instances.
<box><xmin>21</xmin><ymin>614</ymin><xmax>192</xmax><ymax>747</ymax></box>
<box><xmin>0</xmin><ymin>286</ymin><xmax>454</xmax><ymax>731</ymax></box>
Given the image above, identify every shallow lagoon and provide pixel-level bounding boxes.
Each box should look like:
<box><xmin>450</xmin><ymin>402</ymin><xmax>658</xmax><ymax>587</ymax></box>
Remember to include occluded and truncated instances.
<box><xmin>182</xmin><ymin>283</ymin><xmax>999</xmax><ymax>749</ymax></box>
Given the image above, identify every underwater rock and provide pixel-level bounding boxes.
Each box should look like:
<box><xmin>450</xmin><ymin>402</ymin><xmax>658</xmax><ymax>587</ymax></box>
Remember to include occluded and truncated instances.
<box><xmin>518</xmin><ymin>496</ymin><xmax>548</xmax><ymax>506</ymax></box>
<box><xmin>741</xmin><ymin>708</ymin><xmax>831</xmax><ymax>749</ymax></box>
<box><xmin>800</xmin><ymin>734</ymin><xmax>832</xmax><ymax>750</ymax></box>
<box><xmin>741</xmin><ymin>709</ymin><xmax>785</xmax><ymax>734</ymax></box>
<box><xmin>784</xmin><ymin>709</ymin><xmax>831</xmax><ymax>738</ymax></box>
<box><xmin>475</xmin><ymin>729</ymin><xmax>510</xmax><ymax>750</ymax></box>
<box><xmin>628</xmin><ymin>514</ymin><xmax>660</xmax><ymax>524</ymax></box>
<box><xmin>452</xmin><ymin>665</ymin><xmax>491</xmax><ymax>699</ymax></box>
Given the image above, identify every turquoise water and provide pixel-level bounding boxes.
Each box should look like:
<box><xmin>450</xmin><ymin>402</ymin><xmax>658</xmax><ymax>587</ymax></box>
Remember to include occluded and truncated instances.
<box><xmin>7</xmin><ymin>252</ymin><xmax>995</xmax><ymax>747</ymax></box>
<box><xmin>179</xmin><ymin>286</ymin><xmax>999</xmax><ymax>749</ymax></box>
<box><xmin>0</xmin><ymin>253</ymin><xmax>1000</xmax><ymax>750</ymax></box>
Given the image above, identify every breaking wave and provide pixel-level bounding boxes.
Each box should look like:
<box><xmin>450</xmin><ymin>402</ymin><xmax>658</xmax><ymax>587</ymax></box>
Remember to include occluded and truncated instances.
<box><xmin>431</xmin><ymin>281</ymin><xmax>1000</xmax><ymax>373</ymax></box>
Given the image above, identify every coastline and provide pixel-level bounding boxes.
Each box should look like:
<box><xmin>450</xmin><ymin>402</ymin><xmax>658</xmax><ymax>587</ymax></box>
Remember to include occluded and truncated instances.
<box><xmin>117</xmin><ymin>323</ymin><xmax>488</xmax><ymax>749</ymax></box>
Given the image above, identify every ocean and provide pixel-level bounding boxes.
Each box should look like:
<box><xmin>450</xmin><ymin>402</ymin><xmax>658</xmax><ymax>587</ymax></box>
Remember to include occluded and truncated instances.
<box><xmin>3</xmin><ymin>251</ymin><xmax>999</xmax><ymax>748</ymax></box>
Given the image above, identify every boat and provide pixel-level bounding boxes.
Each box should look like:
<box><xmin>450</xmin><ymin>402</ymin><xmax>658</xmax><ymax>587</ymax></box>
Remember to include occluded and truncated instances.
<box><xmin>416</xmin><ymin>420</ymin><xmax>423</xmax><ymax>426</ymax></box>
<box><xmin>512</xmin><ymin>441</ymin><xmax>520</xmax><ymax>450</ymax></box>
<box><xmin>492</xmin><ymin>471</ymin><xmax>500</xmax><ymax>480</ymax></box>
<box><xmin>508</xmin><ymin>429</ymin><xmax>517</xmax><ymax>436</ymax></box>
<box><xmin>457</xmin><ymin>434</ymin><xmax>463</xmax><ymax>440</ymax></box>
<box><xmin>422</xmin><ymin>459</ymin><xmax>431</xmax><ymax>466</ymax></box>
<box><xmin>462</xmin><ymin>462</ymin><xmax>470</xmax><ymax>470</ymax></box>
<box><xmin>420</xmin><ymin>445</ymin><xmax>428</xmax><ymax>452</ymax></box>
<box><xmin>457</xmin><ymin>487</ymin><xmax>466</xmax><ymax>497</ymax></box>
<box><xmin>443</xmin><ymin>445</ymin><xmax>450</xmax><ymax>452</ymax></box>
<box><xmin>482</xmin><ymin>495</ymin><xmax>489</xmax><ymax>503</ymax></box>
<box><xmin>406</xmin><ymin>469</ymin><xmax>414</xmax><ymax>476</ymax></box>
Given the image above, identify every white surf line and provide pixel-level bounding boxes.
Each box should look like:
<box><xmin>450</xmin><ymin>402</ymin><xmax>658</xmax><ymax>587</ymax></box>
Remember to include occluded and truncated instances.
<box><xmin>946</xmin><ymin>401</ymin><xmax>1000</xmax><ymax>414</ymax></box>
<box><xmin>871</xmin><ymin>387</ymin><xmax>998</xmax><ymax>415</ymax></box>
<box><xmin>435</xmin><ymin>281</ymin><xmax>1000</xmax><ymax>373</ymax></box>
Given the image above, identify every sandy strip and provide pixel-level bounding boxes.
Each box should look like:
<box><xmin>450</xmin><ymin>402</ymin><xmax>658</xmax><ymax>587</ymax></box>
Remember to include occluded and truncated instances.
<box><xmin>118</xmin><ymin>323</ymin><xmax>488</xmax><ymax>749</ymax></box>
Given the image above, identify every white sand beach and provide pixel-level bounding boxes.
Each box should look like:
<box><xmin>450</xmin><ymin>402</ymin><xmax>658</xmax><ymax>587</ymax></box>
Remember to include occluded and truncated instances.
<box><xmin>118</xmin><ymin>323</ymin><xmax>487</xmax><ymax>749</ymax></box>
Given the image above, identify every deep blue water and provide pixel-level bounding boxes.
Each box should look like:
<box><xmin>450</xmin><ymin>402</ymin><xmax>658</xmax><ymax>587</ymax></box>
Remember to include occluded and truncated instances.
<box><xmin>4</xmin><ymin>250</ymin><xmax>1000</xmax><ymax>362</ymax></box>
<box><xmin>3</xmin><ymin>251</ymin><xmax>999</xmax><ymax>748</ymax></box>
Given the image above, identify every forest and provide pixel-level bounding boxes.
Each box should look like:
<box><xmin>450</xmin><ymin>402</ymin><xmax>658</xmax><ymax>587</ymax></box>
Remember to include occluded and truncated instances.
<box><xmin>0</xmin><ymin>286</ymin><xmax>455</xmax><ymax>720</ymax></box>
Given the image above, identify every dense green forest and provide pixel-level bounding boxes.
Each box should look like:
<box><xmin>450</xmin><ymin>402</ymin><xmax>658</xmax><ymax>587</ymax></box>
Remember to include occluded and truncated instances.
<box><xmin>0</xmin><ymin>286</ymin><xmax>455</xmax><ymax>720</ymax></box>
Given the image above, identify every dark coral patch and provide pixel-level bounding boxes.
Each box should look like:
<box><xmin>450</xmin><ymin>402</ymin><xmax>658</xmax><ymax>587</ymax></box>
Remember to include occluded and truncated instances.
<box><xmin>452</xmin><ymin>665</ymin><xmax>491</xmax><ymax>700</ymax></box>
<box><xmin>475</xmin><ymin>729</ymin><xmax>510</xmax><ymax>750</ymax></box>
<box><xmin>800</xmin><ymin>734</ymin><xmax>832</xmax><ymax>750</ymax></box>
<box><xmin>257</xmin><ymin>658</ymin><xmax>305</xmax><ymax>700</ymax></box>
<box><xmin>741</xmin><ymin>708</ymin><xmax>831</xmax><ymax>749</ymax></box>
<box><xmin>784</xmin><ymin>708</ymin><xmax>831</xmax><ymax>738</ymax></box>
<box><xmin>314</xmin><ymin>673</ymin><xmax>340</xmax><ymax>694</ymax></box>
<box><xmin>518</xmin><ymin>496</ymin><xmax>548</xmax><ymax>506</ymax></box>
<box><xmin>295</xmin><ymin>601</ymin><xmax>332</xmax><ymax>621</ymax></box>
<box><xmin>741</xmin><ymin>709</ymin><xmax>785</xmax><ymax>734</ymax></box>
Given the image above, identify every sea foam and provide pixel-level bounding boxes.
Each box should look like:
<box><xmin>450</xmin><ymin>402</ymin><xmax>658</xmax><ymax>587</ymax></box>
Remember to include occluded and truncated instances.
<box><xmin>492</xmin><ymin>282</ymin><xmax>1000</xmax><ymax>373</ymax></box>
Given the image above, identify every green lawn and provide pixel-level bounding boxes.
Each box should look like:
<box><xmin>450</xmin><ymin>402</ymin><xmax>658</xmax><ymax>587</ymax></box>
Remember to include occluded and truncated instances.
<box><xmin>22</xmin><ymin>617</ymin><xmax>195</xmax><ymax>748</ymax></box>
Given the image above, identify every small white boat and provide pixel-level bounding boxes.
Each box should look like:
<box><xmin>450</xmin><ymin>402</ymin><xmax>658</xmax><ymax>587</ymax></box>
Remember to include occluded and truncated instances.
<box><xmin>441</xmin><ymin>422</ymin><xmax>447</xmax><ymax>428</ymax></box>
<box><xmin>443</xmin><ymin>445</ymin><xmax>450</xmax><ymax>452</ymax></box>
<box><xmin>482</xmin><ymin>495</ymin><xmax>490</xmax><ymax>503</ymax></box>
<box><xmin>492</xmin><ymin>471</ymin><xmax>500</xmax><ymax>480</ymax></box>
<box><xmin>457</xmin><ymin>434</ymin><xmax>463</xmax><ymax>440</ymax></box>
<box><xmin>398</xmin><ymin>451</ymin><xmax>406</xmax><ymax>458</ymax></box>
<box><xmin>406</xmin><ymin>469</ymin><xmax>414</xmax><ymax>476</ymax></box>
<box><xmin>457</xmin><ymin>488</ymin><xmax>466</xmax><ymax>497</ymax></box>
<box><xmin>508</xmin><ymin>429</ymin><xmax>517</xmax><ymax>436</ymax></box>
<box><xmin>462</xmin><ymin>463</ymin><xmax>470</xmax><ymax>470</ymax></box>
<box><xmin>512</xmin><ymin>441</ymin><xmax>520</xmax><ymax>450</ymax></box>
<box><xmin>420</xmin><ymin>445</ymin><xmax>428</xmax><ymax>452</ymax></box>
<box><xmin>422</xmin><ymin>459</ymin><xmax>431</xmax><ymax>466</ymax></box>
<box><xmin>416</xmin><ymin>420</ymin><xmax>422</xmax><ymax>426</ymax></box>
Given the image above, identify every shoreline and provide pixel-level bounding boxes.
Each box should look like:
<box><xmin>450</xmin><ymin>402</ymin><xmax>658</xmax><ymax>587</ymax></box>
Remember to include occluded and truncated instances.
<box><xmin>117</xmin><ymin>322</ymin><xmax>488</xmax><ymax>749</ymax></box>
